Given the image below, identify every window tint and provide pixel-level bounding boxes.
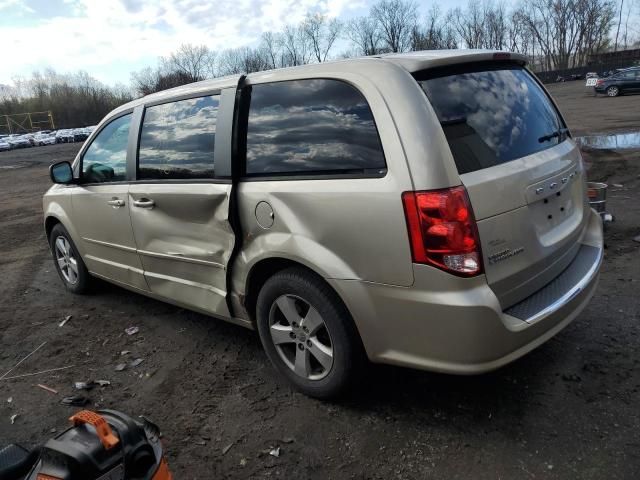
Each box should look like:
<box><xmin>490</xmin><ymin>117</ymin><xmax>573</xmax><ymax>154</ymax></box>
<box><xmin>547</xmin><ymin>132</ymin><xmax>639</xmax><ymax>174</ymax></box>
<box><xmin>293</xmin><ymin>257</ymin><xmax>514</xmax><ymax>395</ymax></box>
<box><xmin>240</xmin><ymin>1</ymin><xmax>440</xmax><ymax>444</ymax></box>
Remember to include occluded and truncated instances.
<box><xmin>245</xmin><ymin>79</ymin><xmax>385</xmax><ymax>175</ymax></box>
<box><xmin>417</xmin><ymin>65</ymin><xmax>564</xmax><ymax>174</ymax></box>
<box><xmin>138</xmin><ymin>95</ymin><xmax>219</xmax><ymax>180</ymax></box>
<box><xmin>82</xmin><ymin>114</ymin><xmax>131</xmax><ymax>183</ymax></box>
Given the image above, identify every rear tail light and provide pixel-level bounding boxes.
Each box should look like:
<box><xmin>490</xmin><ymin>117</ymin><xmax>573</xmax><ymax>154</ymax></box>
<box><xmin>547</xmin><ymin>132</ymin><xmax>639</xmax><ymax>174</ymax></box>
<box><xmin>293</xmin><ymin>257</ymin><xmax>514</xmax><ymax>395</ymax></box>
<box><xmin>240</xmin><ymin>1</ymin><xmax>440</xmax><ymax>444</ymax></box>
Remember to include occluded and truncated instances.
<box><xmin>596</xmin><ymin>79</ymin><xmax>604</xmax><ymax>86</ymax></box>
<box><xmin>402</xmin><ymin>186</ymin><xmax>483</xmax><ymax>276</ymax></box>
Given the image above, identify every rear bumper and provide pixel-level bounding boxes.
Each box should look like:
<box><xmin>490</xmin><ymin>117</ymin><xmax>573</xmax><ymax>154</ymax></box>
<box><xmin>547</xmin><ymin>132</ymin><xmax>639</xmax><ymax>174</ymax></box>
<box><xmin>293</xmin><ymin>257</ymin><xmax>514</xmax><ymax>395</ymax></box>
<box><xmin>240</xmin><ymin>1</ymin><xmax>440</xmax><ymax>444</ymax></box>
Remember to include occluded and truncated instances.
<box><xmin>330</xmin><ymin>208</ymin><xmax>603</xmax><ymax>374</ymax></box>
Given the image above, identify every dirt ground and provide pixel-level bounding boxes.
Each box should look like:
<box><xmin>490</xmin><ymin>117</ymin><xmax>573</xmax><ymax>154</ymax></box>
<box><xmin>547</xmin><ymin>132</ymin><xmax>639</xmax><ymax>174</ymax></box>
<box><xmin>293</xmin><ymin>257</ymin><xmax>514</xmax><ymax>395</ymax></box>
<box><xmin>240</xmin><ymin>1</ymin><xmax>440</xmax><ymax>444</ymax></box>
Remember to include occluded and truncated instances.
<box><xmin>546</xmin><ymin>80</ymin><xmax>640</xmax><ymax>137</ymax></box>
<box><xmin>1</xmin><ymin>81</ymin><xmax>639</xmax><ymax>479</ymax></box>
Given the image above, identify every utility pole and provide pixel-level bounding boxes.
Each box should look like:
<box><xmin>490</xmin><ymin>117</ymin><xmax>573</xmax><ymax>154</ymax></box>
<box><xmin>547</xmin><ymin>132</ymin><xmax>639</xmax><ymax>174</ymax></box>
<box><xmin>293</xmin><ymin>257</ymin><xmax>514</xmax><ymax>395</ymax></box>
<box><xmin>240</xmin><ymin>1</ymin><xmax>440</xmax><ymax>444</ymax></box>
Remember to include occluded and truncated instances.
<box><xmin>614</xmin><ymin>0</ymin><xmax>624</xmax><ymax>52</ymax></box>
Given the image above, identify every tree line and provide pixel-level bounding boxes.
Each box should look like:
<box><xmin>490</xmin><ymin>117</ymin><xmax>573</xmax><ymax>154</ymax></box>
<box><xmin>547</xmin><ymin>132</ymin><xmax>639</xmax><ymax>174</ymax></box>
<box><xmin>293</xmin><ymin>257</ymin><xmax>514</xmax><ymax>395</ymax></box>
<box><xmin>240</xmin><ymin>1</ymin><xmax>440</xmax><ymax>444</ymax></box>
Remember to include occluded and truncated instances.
<box><xmin>1</xmin><ymin>0</ymin><xmax>636</xmax><ymax>127</ymax></box>
<box><xmin>133</xmin><ymin>0</ymin><xmax>631</xmax><ymax>95</ymax></box>
<box><xmin>0</xmin><ymin>70</ymin><xmax>132</xmax><ymax>130</ymax></box>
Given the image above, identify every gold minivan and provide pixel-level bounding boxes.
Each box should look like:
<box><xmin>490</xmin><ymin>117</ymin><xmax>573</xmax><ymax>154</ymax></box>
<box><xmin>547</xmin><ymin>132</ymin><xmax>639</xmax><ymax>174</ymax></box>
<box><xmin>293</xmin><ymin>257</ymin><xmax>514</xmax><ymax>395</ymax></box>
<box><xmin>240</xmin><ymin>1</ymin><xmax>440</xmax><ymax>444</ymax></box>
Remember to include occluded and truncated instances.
<box><xmin>44</xmin><ymin>50</ymin><xmax>603</xmax><ymax>398</ymax></box>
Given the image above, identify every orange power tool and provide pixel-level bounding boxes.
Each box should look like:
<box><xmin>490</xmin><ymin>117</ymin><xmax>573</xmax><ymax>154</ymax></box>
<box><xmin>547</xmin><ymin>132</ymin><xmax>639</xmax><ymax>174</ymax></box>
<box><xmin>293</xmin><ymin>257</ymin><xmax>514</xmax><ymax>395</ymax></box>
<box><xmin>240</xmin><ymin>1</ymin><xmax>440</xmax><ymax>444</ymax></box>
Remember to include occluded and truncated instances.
<box><xmin>0</xmin><ymin>410</ymin><xmax>172</xmax><ymax>480</ymax></box>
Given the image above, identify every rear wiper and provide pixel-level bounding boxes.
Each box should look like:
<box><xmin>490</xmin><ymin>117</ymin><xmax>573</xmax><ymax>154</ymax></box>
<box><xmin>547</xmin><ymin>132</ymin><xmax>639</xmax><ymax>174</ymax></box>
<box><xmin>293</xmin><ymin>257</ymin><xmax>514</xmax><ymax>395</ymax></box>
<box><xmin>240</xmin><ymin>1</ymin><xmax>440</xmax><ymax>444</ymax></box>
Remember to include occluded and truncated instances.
<box><xmin>539</xmin><ymin>128</ymin><xmax>569</xmax><ymax>143</ymax></box>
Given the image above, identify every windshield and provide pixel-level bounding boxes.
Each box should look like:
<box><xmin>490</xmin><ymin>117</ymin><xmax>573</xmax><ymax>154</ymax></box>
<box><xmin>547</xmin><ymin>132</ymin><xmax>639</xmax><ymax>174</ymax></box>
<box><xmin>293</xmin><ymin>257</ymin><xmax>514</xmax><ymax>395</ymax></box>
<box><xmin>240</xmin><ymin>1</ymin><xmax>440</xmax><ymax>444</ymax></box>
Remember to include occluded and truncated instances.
<box><xmin>416</xmin><ymin>64</ymin><xmax>565</xmax><ymax>174</ymax></box>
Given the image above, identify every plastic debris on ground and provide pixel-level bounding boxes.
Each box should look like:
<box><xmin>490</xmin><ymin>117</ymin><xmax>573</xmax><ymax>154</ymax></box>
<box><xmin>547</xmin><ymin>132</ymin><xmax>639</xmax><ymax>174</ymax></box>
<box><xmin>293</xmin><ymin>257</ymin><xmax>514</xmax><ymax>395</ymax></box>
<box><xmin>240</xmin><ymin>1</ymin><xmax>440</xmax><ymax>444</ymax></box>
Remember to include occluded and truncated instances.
<box><xmin>59</xmin><ymin>315</ymin><xmax>72</xmax><ymax>327</ymax></box>
<box><xmin>130</xmin><ymin>358</ymin><xmax>144</xmax><ymax>368</ymax></box>
<box><xmin>269</xmin><ymin>447</ymin><xmax>281</xmax><ymax>457</ymax></box>
<box><xmin>125</xmin><ymin>326</ymin><xmax>139</xmax><ymax>336</ymax></box>
<box><xmin>10</xmin><ymin>414</ymin><xmax>18</xmax><ymax>424</ymax></box>
<box><xmin>61</xmin><ymin>396</ymin><xmax>89</xmax><ymax>407</ymax></box>
<box><xmin>115</xmin><ymin>363</ymin><xmax>127</xmax><ymax>372</ymax></box>
<box><xmin>75</xmin><ymin>380</ymin><xmax>111</xmax><ymax>390</ymax></box>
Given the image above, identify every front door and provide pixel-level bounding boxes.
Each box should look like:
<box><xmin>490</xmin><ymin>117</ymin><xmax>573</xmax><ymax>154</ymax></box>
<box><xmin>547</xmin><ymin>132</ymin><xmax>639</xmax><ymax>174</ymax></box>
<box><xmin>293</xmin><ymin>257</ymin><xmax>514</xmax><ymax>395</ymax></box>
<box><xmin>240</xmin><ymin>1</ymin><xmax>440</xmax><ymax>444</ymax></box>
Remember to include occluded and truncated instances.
<box><xmin>128</xmin><ymin>91</ymin><xmax>235</xmax><ymax>318</ymax></box>
<box><xmin>71</xmin><ymin>112</ymin><xmax>148</xmax><ymax>291</ymax></box>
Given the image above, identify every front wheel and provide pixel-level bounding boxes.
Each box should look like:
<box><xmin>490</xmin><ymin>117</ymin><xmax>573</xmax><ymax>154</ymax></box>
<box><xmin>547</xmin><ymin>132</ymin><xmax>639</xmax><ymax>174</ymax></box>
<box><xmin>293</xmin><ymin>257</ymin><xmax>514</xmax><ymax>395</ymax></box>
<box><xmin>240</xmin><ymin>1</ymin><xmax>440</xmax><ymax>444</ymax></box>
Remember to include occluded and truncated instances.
<box><xmin>49</xmin><ymin>224</ymin><xmax>91</xmax><ymax>294</ymax></box>
<box><xmin>256</xmin><ymin>267</ymin><xmax>365</xmax><ymax>399</ymax></box>
<box><xmin>607</xmin><ymin>86</ymin><xmax>620</xmax><ymax>97</ymax></box>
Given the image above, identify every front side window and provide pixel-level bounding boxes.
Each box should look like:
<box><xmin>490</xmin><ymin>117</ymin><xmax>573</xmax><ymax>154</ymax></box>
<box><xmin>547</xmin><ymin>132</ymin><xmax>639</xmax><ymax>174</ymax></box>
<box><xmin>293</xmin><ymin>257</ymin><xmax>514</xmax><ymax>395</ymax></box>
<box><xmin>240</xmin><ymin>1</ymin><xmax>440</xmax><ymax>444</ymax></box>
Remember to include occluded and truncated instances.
<box><xmin>416</xmin><ymin>64</ymin><xmax>564</xmax><ymax>175</ymax></box>
<box><xmin>82</xmin><ymin>114</ymin><xmax>131</xmax><ymax>183</ymax></box>
<box><xmin>138</xmin><ymin>95</ymin><xmax>219</xmax><ymax>180</ymax></box>
<box><xmin>245</xmin><ymin>79</ymin><xmax>386</xmax><ymax>176</ymax></box>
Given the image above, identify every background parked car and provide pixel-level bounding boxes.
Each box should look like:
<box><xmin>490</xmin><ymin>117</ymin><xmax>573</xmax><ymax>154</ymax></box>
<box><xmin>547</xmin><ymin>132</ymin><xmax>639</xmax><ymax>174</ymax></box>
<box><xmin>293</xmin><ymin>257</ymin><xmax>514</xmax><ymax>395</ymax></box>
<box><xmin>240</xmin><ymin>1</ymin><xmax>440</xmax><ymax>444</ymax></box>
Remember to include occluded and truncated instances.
<box><xmin>33</xmin><ymin>132</ymin><xmax>56</xmax><ymax>146</ymax></box>
<box><xmin>595</xmin><ymin>67</ymin><xmax>640</xmax><ymax>97</ymax></box>
<box><xmin>6</xmin><ymin>135</ymin><xmax>32</xmax><ymax>149</ymax></box>
<box><xmin>0</xmin><ymin>139</ymin><xmax>10</xmax><ymax>151</ymax></box>
<box><xmin>73</xmin><ymin>127</ymin><xmax>90</xmax><ymax>142</ymax></box>
<box><xmin>56</xmin><ymin>129</ymin><xmax>75</xmax><ymax>143</ymax></box>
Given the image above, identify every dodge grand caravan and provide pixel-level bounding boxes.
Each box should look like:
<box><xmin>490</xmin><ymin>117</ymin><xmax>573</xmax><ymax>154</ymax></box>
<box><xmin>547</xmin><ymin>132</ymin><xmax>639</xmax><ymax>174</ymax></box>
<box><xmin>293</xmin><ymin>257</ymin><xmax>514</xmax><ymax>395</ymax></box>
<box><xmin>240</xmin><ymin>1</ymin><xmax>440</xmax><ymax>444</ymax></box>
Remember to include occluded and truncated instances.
<box><xmin>44</xmin><ymin>50</ymin><xmax>603</xmax><ymax>398</ymax></box>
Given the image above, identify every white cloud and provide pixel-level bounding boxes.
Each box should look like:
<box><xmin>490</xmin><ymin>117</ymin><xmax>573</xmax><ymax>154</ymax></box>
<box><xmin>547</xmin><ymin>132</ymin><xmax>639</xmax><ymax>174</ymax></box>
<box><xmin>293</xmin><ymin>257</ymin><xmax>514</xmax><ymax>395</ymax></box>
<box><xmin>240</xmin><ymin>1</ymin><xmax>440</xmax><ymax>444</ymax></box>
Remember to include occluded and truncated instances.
<box><xmin>0</xmin><ymin>0</ymin><xmax>361</xmax><ymax>85</ymax></box>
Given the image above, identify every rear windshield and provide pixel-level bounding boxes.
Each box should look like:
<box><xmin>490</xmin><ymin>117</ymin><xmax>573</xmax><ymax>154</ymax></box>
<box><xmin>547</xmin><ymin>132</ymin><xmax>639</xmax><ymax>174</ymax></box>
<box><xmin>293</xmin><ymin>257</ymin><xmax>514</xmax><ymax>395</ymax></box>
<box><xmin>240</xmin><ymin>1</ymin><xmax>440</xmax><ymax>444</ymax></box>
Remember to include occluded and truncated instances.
<box><xmin>416</xmin><ymin>64</ymin><xmax>565</xmax><ymax>174</ymax></box>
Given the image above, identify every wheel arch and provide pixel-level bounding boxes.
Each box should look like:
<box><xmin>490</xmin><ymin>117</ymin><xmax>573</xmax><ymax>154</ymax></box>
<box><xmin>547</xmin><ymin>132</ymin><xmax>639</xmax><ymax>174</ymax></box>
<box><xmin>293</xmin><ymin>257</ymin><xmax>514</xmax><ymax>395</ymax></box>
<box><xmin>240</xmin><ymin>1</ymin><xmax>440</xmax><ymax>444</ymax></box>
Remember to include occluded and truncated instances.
<box><xmin>243</xmin><ymin>256</ymin><xmax>359</xmax><ymax>337</ymax></box>
<box><xmin>45</xmin><ymin>215</ymin><xmax>62</xmax><ymax>240</ymax></box>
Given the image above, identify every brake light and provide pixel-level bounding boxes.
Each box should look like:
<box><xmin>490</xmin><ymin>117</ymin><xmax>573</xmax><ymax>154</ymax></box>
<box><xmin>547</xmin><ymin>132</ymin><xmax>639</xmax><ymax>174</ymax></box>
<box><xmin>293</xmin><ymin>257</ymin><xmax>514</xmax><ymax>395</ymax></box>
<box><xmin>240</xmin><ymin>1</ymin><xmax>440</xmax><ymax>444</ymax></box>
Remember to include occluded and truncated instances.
<box><xmin>596</xmin><ymin>79</ymin><xmax>604</xmax><ymax>86</ymax></box>
<box><xmin>492</xmin><ymin>52</ymin><xmax>511</xmax><ymax>60</ymax></box>
<box><xmin>402</xmin><ymin>187</ymin><xmax>483</xmax><ymax>276</ymax></box>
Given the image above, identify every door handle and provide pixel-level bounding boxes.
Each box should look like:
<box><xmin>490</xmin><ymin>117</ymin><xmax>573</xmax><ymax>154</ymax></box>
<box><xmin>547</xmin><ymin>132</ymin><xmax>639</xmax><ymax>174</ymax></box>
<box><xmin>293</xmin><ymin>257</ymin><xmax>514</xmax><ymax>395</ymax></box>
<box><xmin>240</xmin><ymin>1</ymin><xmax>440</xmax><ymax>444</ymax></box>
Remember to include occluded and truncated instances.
<box><xmin>133</xmin><ymin>198</ymin><xmax>155</xmax><ymax>209</ymax></box>
<box><xmin>107</xmin><ymin>199</ymin><xmax>125</xmax><ymax>208</ymax></box>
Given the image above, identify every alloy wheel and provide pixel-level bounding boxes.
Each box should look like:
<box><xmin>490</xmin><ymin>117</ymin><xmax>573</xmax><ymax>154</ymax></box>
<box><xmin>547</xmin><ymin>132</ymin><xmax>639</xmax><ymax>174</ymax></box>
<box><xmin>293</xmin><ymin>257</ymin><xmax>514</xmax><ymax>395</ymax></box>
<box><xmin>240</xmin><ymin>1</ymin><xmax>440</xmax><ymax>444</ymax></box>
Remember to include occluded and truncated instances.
<box><xmin>607</xmin><ymin>86</ymin><xmax>619</xmax><ymax>97</ymax></box>
<box><xmin>54</xmin><ymin>236</ymin><xmax>79</xmax><ymax>285</ymax></box>
<box><xmin>268</xmin><ymin>294</ymin><xmax>334</xmax><ymax>380</ymax></box>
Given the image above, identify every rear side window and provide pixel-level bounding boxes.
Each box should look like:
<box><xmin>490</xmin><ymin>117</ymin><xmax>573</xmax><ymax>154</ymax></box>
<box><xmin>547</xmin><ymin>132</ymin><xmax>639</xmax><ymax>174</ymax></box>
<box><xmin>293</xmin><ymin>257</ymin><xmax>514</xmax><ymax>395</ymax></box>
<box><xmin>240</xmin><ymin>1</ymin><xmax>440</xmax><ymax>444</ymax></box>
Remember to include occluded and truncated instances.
<box><xmin>82</xmin><ymin>113</ymin><xmax>131</xmax><ymax>183</ymax></box>
<box><xmin>138</xmin><ymin>95</ymin><xmax>219</xmax><ymax>180</ymax></box>
<box><xmin>416</xmin><ymin>65</ymin><xmax>564</xmax><ymax>175</ymax></box>
<box><xmin>245</xmin><ymin>79</ymin><xmax>386</xmax><ymax>176</ymax></box>
<box><xmin>617</xmin><ymin>71</ymin><xmax>637</xmax><ymax>80</ymax></box>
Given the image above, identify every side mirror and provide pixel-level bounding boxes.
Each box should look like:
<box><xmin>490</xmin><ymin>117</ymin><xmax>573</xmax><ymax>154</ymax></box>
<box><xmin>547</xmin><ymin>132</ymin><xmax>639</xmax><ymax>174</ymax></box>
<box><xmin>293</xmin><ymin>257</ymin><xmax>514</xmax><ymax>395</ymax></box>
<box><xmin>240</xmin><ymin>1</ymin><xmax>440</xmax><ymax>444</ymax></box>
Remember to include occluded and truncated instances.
<box><xmin>49</xmin><ymin>161</ymin><xmax>74</xmax><ymax>184</ymax></box>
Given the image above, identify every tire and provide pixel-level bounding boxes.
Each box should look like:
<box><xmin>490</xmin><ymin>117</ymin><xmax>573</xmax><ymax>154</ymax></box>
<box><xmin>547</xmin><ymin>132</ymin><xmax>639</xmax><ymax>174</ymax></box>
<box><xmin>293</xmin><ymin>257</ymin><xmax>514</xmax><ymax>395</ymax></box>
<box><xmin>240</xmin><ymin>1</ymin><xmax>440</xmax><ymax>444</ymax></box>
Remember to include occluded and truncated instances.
<box><xmin>49</xmin><ymin>224</ymin><xmax>91</xmax><ymax>294</ymax></box>
<box><xmin>256</xmin><ymin>267</ymin><xmax>365</xmax><ymax>399</ymax></box>
<box><xmin>607</xmin><ymin>86</ymin><xmax>620</xmax><ymax>97</ymax></box>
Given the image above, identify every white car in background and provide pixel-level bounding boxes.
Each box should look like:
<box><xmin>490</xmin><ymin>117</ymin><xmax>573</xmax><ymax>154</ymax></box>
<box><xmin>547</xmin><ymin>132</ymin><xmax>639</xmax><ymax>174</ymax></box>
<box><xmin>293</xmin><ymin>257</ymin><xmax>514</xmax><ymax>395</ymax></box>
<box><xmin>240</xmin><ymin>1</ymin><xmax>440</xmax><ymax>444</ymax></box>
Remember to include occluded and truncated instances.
<box><xmin>0</xmin><ymin>139</ymin><xmax>10</xmax><ymax>151</ymax></box>
<box><xmin>56</xmin><ymin>129</ymin><xmax>75</xmax><ymax>143</ymax></box>
<box><xmin>33</xmin><ymin>132</ymin><xmax>56</xmax><ymax>146</ymax></box>
<box><xmin>6</xmin><ymin>135</ymin><xmax>31</xmax><ymax>149</ymax></box>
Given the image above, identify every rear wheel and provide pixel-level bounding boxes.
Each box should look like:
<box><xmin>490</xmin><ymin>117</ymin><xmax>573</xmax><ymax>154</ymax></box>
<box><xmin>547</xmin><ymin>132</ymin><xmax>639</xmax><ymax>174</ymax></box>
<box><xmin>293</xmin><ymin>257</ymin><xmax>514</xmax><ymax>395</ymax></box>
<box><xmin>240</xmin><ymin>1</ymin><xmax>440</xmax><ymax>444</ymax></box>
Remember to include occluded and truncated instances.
<box><xmin>256</xmin><ymin>267</ymin><xmax>365</xmax><ymax>399</ymax></box>
<box><xmin>606</xmin><ymin>86</ymin><xmax>620</xmax><ymax>97</ymax></box>
<box><xmin>49</xmin><ymin>224</ymin><xmax>91</xmax><ymax>294</ymax></box>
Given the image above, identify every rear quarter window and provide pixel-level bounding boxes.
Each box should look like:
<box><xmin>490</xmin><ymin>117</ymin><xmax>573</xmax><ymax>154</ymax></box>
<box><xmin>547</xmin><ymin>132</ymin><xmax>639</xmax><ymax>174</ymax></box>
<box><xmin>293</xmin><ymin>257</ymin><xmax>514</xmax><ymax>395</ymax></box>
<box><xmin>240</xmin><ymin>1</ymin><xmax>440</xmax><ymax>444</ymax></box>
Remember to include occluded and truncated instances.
<box><xmin>416</xmin><ymin>64</ymin><xmax>565</xmax><ymax>174</ymax></box>
<box><xmin>244</xmin><ymin>79</ymin><xmax>386</xmax><ymax>176</ymax></box>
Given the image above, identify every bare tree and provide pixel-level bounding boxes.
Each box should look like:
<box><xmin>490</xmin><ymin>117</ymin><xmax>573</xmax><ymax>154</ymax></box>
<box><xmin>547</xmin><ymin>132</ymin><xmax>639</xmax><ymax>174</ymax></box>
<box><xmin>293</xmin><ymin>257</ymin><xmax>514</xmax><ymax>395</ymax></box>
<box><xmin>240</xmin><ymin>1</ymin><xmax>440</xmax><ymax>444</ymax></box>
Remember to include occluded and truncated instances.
<box><xmin>410</xmin><ymin>6</ymin><xmax>458</xmax><ymax>50</ymax></box>
<box><xmin>346</xmin><ymin>16</ymin><xmax>383</xmax><ymax>55</ymax></box>
<box><xmin>280</xmin><ymin>25</ymin><xmax>312</xmax><ymax>66</ymax></box>
<box><xmin>260</xmin><ymin>31</ymin><xmax>282</xmax><ymax>69</ymax></box>
<box><xmin>218</xmin><ymin>47</ymin><xmax>271</xmax><ymax>75</ymax></box>
<box><xmin>485</xmin><ymin>2</ymin><xmax>507</xmax><ymax>49</ymax></box>
<box><xmin>1</xmin><ymin>69</ymin><xmax>132</xmax><ymax>129</ymax></box>
<box><xmin>518</xmin><ymin>0</ymin><xmax>616</xmax><ymax>70</ymax></box>
<box><xmin>453</xmin><ymin>1</ymin><xmax>486</xmax><ymax>49</ymax></box>
<box><xmin>162</xmin><ymin>44</ymin><xmax>216</xmax><ymax>82</ymax></box>
<box><xmin>303</xmin><ymin>13</ymin><xmax>342</xmax><ymax>62</ymax></box>
<box><xmin>131</xmin><ymin>66</ymin><xmax>198</xmax><ymax>96</ymax></box>
<box><xmin>371</xmin><ymin>0</ymin><xmax>418</xmax><ymax>52</ymax></box>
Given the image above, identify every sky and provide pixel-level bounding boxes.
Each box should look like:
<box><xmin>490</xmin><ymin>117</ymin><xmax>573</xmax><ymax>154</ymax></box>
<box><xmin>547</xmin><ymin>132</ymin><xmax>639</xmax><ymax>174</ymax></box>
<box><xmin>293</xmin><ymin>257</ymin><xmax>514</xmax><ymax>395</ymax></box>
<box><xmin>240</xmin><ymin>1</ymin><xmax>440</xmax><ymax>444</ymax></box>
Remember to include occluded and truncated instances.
<box><xmin>0</xmin><ymin>0</ymin><xmax>471</xmax><ymax>86</ymax></box>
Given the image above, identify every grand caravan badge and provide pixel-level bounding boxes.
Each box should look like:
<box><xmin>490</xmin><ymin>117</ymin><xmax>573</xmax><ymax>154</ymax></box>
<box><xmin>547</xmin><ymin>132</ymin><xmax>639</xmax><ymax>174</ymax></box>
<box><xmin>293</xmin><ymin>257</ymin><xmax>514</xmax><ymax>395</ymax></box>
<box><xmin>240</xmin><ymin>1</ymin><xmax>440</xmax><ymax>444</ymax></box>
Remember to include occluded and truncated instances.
<box><xmin>488</xmin><ymin>247</ymin><xmax>525</xmax><ymax>265</ymax></box>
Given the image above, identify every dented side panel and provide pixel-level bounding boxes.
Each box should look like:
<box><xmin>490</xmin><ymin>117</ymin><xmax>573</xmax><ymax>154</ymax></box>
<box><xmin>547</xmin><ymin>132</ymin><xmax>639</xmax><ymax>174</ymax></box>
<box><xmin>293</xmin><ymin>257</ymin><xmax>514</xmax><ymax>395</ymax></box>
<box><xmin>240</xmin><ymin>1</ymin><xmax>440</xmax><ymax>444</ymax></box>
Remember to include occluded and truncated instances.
<box><xmin>128</xmin><ymin>183</ymin><xmax>234</xmax><ymax>317</ymax></box>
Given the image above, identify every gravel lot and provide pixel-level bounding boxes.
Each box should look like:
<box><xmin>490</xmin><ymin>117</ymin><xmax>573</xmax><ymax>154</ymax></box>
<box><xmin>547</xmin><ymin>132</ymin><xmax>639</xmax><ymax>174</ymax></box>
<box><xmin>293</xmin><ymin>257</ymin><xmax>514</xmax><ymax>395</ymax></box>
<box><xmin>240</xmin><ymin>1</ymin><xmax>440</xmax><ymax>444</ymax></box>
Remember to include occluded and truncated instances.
<box><xmin>1</xmin><ymin>80</ymin><xmax>639</xmax><ymax>479</ymax></box>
